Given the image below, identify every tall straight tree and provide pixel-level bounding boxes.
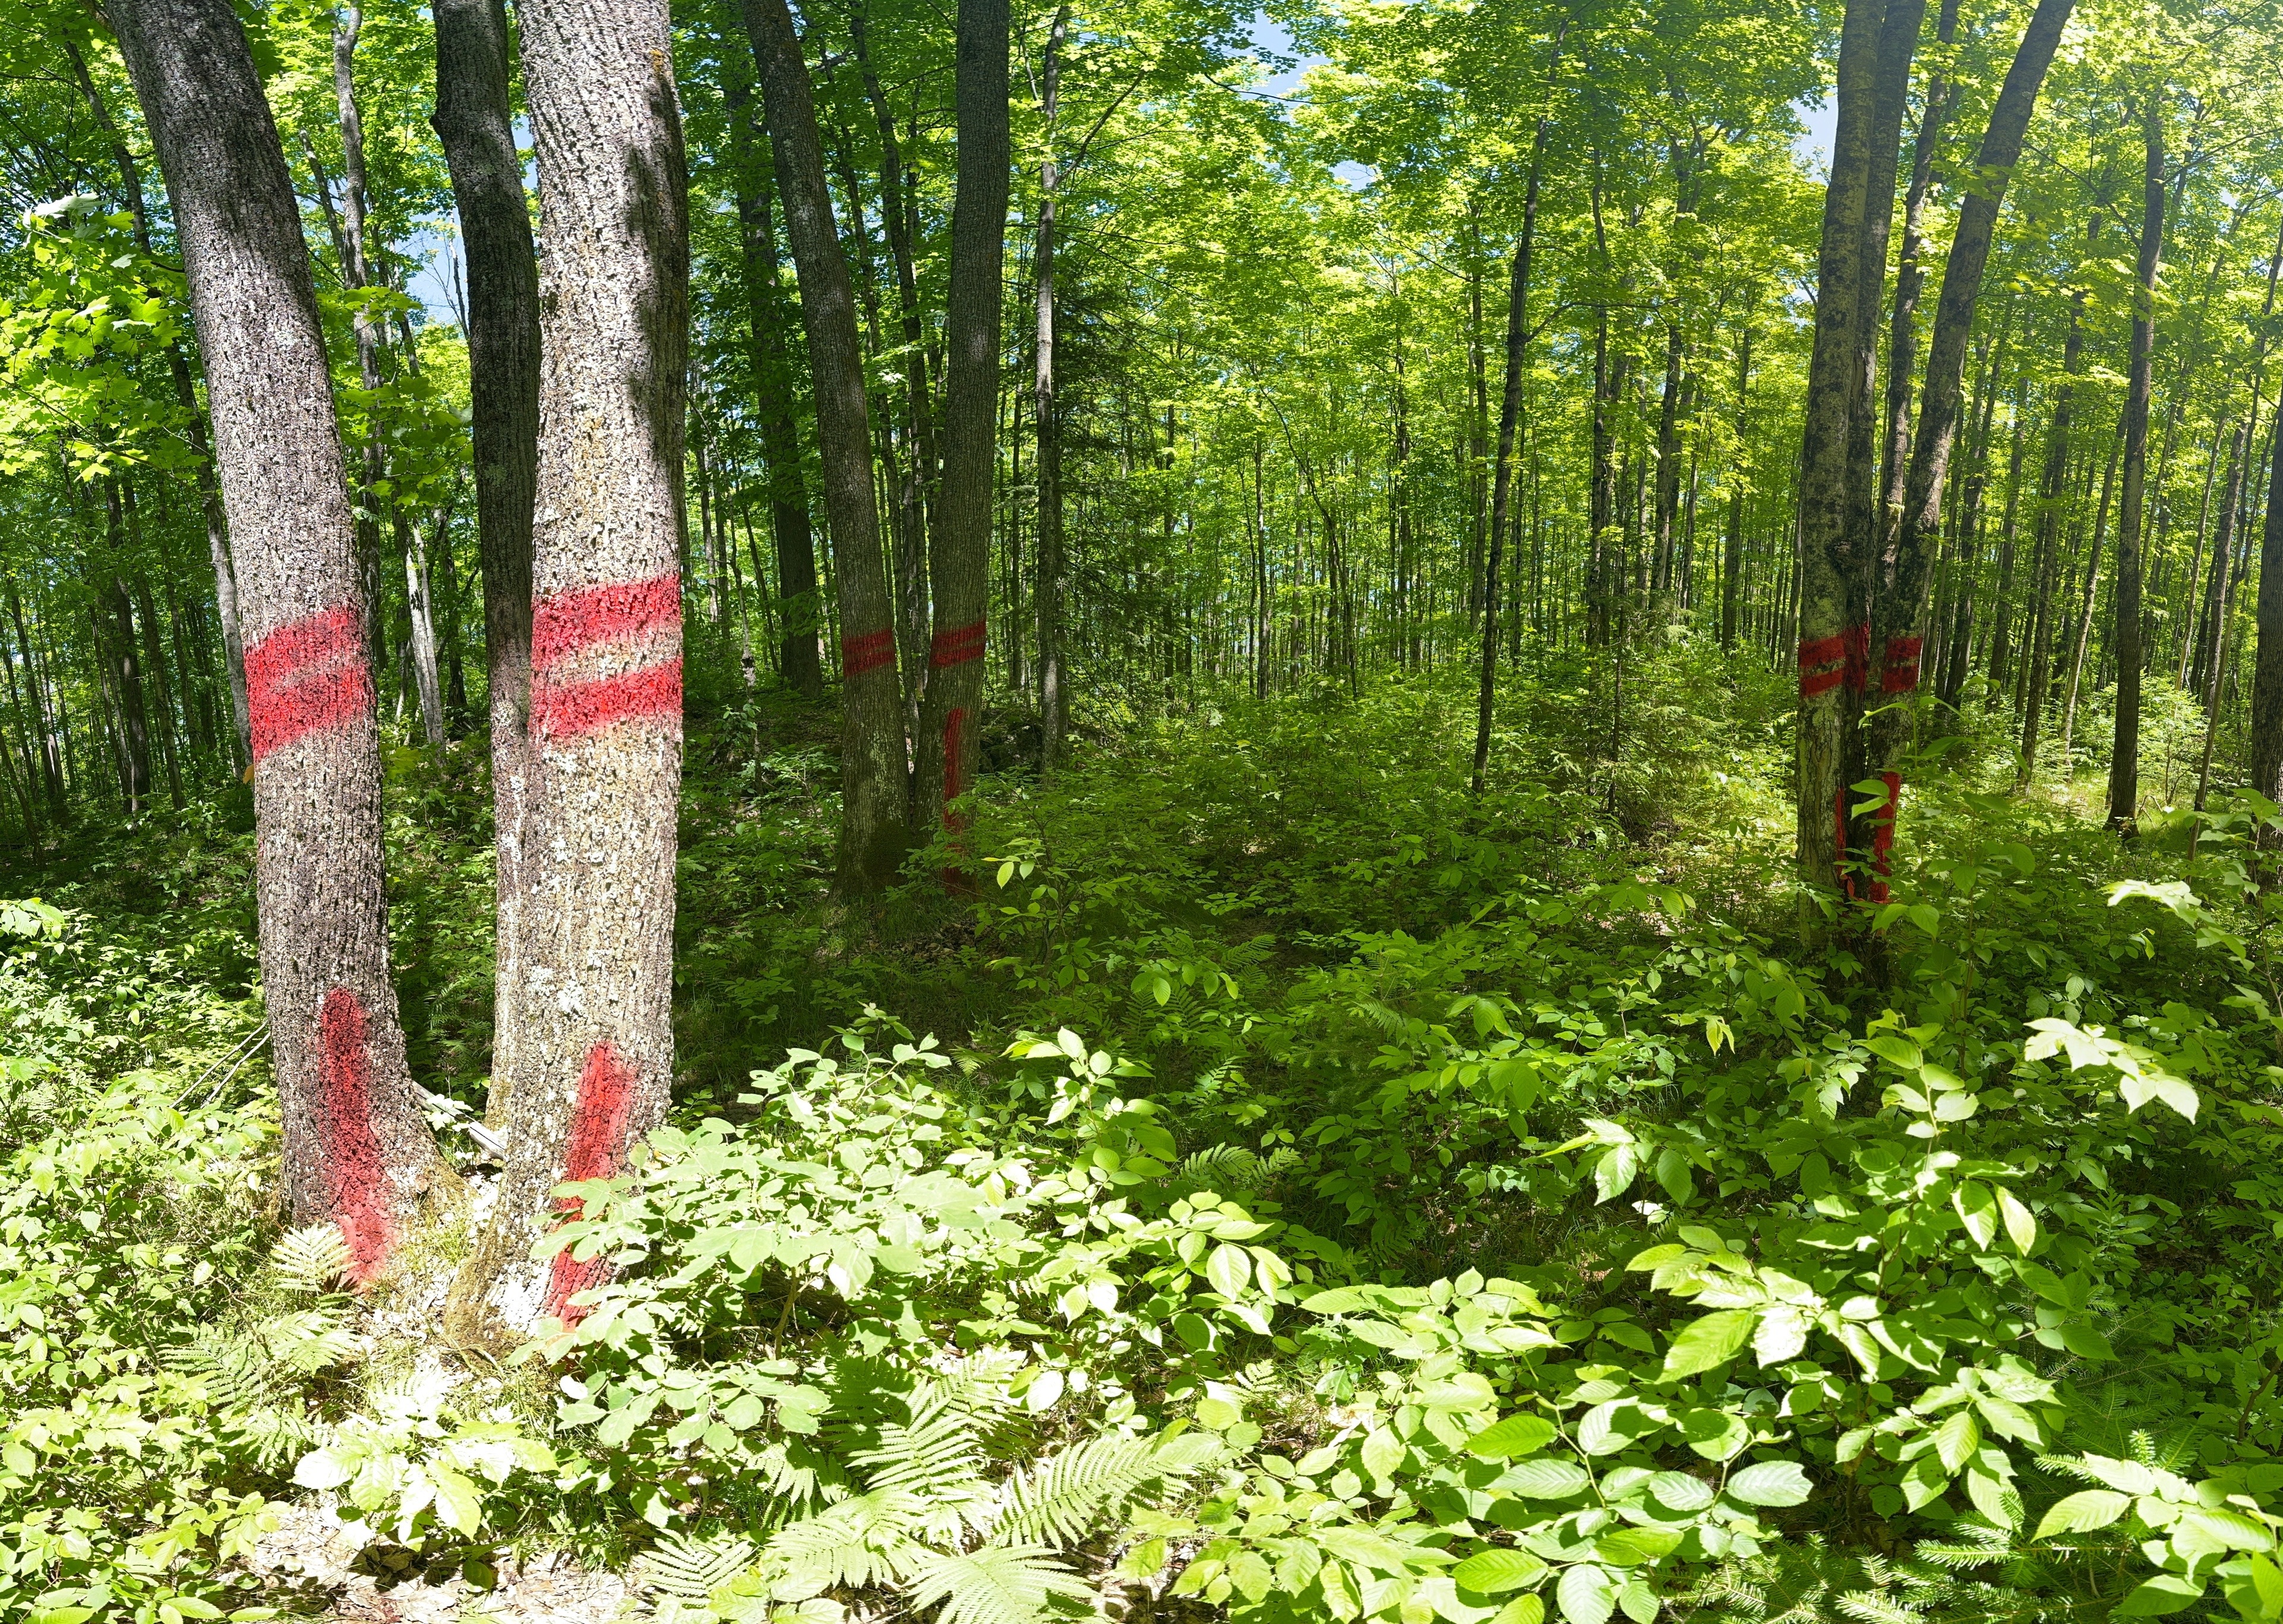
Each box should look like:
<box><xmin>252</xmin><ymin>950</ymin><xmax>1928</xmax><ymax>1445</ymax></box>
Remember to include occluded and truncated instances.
<box><xmin>431</xmin><ymin>0</ymin><xmax>542</xmax><ymax>1131</ymax></box>
<box><xmin>917</xmin><ymin>0</ymin><xmax>1012</xmax><ymax>845</ymax></box>
<box><xmin>744</xmin><ymin>0</ymin><xmax>909</xmax><ymax>890</ymax></box>
<box><xmin>1469</xmin><ymin>14</ymin><xmax>1565</xmax><ymax>797</ymax></box>
<box><xmin>1867</xmin><ymin>0</ymin><xmax>2073</xmax><ymax>783</ymax></box>
<box><xmin>108</xmin><ymin>0</ymin><xmax>443</xmax><ymax>1280</ymax></box>
<box><xmin>1794</xmin><ymin>0</ymin><xmax>1925</xmax><ymax>906</ymax></box>
<box><xmin>460</xmin><ymin>0</ymin><xmax>690</xmax><ymax>1332</ymax></box>
<box><xmin>1034</xmin><ymin>4</ymin><xmax>1071</xmax><ymax>768</ymax></box>
<box><xmin>2107</xmin><ymin>100</ymin><xmax>2165</xmax><ymax>833</ymax></box>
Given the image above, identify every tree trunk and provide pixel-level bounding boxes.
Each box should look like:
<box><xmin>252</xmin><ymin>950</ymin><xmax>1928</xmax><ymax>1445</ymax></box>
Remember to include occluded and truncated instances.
<box><xmin>110</xmin><ymin>0</ymin><xmax>443</xmax><ymax>1279</ymax></box>
<box><xmin>402</xmin><ymin>509</ymin><xmax>447</xmax><ymax>747</ymax></box>
<box><xmin>2249</xmin><ymin>412</ymin><xmax>2283</xmax><ymax>830</ymax></box>
<box><xmin>1035</xmin><ymin>4</ymin><xmax>1072</xmax><ymax>769</ymax></box>
<box><xmin>1470</xmin><ymin>20</ymin><xmax>1564</xmax><ymax>796</ymax></box>
<box><xmin>1793</xmin><ymin>0</ymin><xmax>1925</xmax><ymax>905</ymax></box>
<box><xmin>1721</xmin><ymin>326</ymin><xmax>1752</xmax><ymax>650</ymax></box>
<box><xmin>721</xmin><ymin>45</ymin><xmax>825</xmax><ymax>700</ymax></box>
<box><xmin>1866</xmin><ymin>0</ymin><xmax>2072</xmax><ymax>813</ymax></box>
<box><xmin>744</xmin><ymin>0</ymin><xmax>908</xmax><ymax>889</ymax></box>
<box><xmin>433</xmin><ymin>0</ymin><xmax>543</xmax><ymax>1141</ymax></box>
<box><xmin>2107</xmin><ymin>103</ymin><xmax>2164</xmax><ymax>832</ymax></box>
<box><xmin>915</xmin><ymin>0</ymin><xmax>1010</xmax><ymax>852</ymax></box>
<box><xmin>460</xmin><ymin>0</ymin><xmax>689</xmax><ymax>1336</ymax></box>
<box><xmin>2060</xmin><ymin>425</ymin><xmax>2121</xmax><ymax>775</ymax></box>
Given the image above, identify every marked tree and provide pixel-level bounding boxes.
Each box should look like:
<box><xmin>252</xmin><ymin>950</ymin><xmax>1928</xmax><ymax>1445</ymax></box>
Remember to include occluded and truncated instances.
<box><xmin>108</xmin><ymin>0</ymin><xmax>443</xmax><ymax>1279</ymax></box>
<box><xmin>456</xmin><ymin>0</ymin><xmax>691</xmax><ymax>1333</ymax></box>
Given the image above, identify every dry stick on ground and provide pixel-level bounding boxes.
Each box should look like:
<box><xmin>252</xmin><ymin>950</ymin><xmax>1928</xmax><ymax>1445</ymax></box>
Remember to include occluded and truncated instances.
<box><xmin>109</xmin><ymin>0</ymin><xmax>446</xmax><ymax>1280</ymax></box>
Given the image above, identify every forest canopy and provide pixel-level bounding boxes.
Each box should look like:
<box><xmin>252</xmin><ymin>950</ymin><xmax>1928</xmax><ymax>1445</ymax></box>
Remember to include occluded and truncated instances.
<box><xmin>7</xmin><ymin>1</ymin><xmax>2283</xmax><ymax>1624</ymax></box>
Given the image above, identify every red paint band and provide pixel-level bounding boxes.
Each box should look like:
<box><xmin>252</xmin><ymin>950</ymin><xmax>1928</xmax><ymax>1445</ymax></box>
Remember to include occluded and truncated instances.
<box><xmin>929</xmin><ymin>620</ymin><xmax>986</xmax><ymax>669</ymax></box>
<box><xmin>544</xmin><ymin>1040</ymin><xmax>637</xmax><ymax>1323</ymax></box>
<box><xmin>532</xmin><ymin>573</ymin><xmax>680</xmax><ymax>671</ymax></box>
<box><xmin>1797</xmin><ymin>624</ymin><xmax>1871</xmax><ymax>701</ymax></box>
<box><xmin>246</xmin><ymin>604</ymin><xmax>372</xmax><ymax>762</ymax></box>
<box><xmin>841</xmin><ymin>627</ymin><xmax>895</xmax><ymax>678</ymax></box>
<box><xmin>1880</xmin><ymin>636</ymin><xmax>1924</xmax><ymax>694</ymax></box>
<box><xmin>533</xmin><ymin>658</ymin><xmax>683</xmax><ymax>740</ymax></box>
<box><xmin>1833</xmin><ymin>771</ymin><xmax>1902</xmax><ymax>905</ymax></box>
<box><xmin>318</xmin><ymin>988</ymin><xmax>394</xmax><ymax>1283</ymax></box>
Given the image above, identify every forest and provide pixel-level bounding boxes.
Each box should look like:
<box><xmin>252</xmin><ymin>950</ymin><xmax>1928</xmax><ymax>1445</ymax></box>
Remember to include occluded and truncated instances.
<box><xmin>9</xmin><ymin>0</ymin><xmax>2283</xmax><ymax>1620</ymax></box>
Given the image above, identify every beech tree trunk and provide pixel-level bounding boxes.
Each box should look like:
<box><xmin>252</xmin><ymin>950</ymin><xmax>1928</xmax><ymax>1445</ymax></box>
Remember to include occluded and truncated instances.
<box><xmin>2107</xmin><ymin>103</ymin><xmax>2164</xmax><ymax>832</ymax></box>
<box><xmin>1720</xmin><ymin>327</ymin><xmax>1752</xmax><ymax>650</ymax></box>
<box><xmin>460</xmin><ymin>0</ymin><xmax>689</xmax><ymax>1335</ymax></box>
<box><xmin>2249</xmin><ymin>403</ymin><xmax>2283</xmax><ymax>832</ymax></box>
<box><xmin>744</xmin><ymin>0</ymin><xmax>908</xmax><ymax>889</ymax></box>
<box><xmin>110</xmin><ymin>0</ymin><xmax>443</xmax><ymax>1281</ymax></box>
<box><xmin>915</xmin><ymin>0</ymin><xmax>1011</xmax><ymax>851</ymax></box>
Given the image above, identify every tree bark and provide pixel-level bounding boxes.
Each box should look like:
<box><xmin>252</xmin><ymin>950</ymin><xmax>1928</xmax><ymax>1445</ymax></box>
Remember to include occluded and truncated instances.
<box><xmin>459</xmin><ymin>0</ymin><xmax>689</xmax><ymax>1336</ymax></box>
<box><xmin>2249</xmin><ymin>408</ymin><xmax>2283</xmax><ymax>830</ymax></box>
<box><xmin>2107</xmin><ymin>103</ymin><xmax>2164</xmax><ymax>832</ymax></box>
<box><xmin>110</xmin><ymin>0</ymin><xmax>443</xmax><ymax>1279</ymax></box>
<box><xmin>915</xmin><ymin>0</ymin><xmax>1011</xmax><ymax>849</ymax></box>
<box><xmin>744</xmin><ymin>0</ymin><xmax>908</xmax><ymax>889</ymax></box>
<box><xmin>1721</xmin><ymin>326</ymin><xmax>1752</xmax><ymax>649</ymax></box>
<box><xmin>1793</xmin><ymin>0</ymin><xmax>1925</xmax><ymax>905</ymax></box>
<box><xmin>432</xmin><ymin>0</ymin><xmax>544</xmax><ymax>1140</ymax></box>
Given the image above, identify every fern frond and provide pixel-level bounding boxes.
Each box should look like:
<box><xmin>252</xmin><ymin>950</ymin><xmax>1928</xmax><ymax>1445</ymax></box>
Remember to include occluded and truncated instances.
<box><xmin>993</xmin><ymin>1430</ymin><xmax>1217</xmax><ymax>1549</ymax></box>
<box><xmin>905</xmin><ymin>1545</ymin><xmax>1091</xmax><ymax>1624</ymax></box>
<box><xmin>637</xmin><ymin>1530</ymin><xmax>759</xmax><ymax>1602</ymax></box>
<box><xmin>853</xmin><ymin>1407</ymin><xmax>986</xmax><ymax>1503</ymax></box>
<box><xmin>765</xmin><ymin>1489</ymin><xmax>929</xmax><ymax>1592</ymax></box>
<box><xmin>1835</xmin><ymin>1593</ymin><xmax>1925</xmax><ymax>1624</ymax></box>
<box><xmin>272</xmin><ymin>1222</ymin><xmax>357</xmax><ymax>1293</ymax></box>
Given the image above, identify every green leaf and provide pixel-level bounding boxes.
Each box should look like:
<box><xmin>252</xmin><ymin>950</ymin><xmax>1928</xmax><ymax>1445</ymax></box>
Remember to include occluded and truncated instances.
<box><xmin>1556</xmin><ymin>1564</ymin><xmax>1615</xmax><ymax>1624</ymax></box>
<box><xmin>1662</xmin><ymin>1310</ymin><xmax>1755</xmax><ymax>1379</ymax></box>
<box><xmin>1497</xmin><ymin>1459</ymin><xmax>1593</xmax><ymax>1499</ymax></box>
<box><xmin>2114</xmin><ymin>1574</ymin><xmax>2204</xmax><ymax>1616</ymax></box>
<box><xmin>1997</xmin><ymin>1187</ymin><xmax>2038</xmax><ymax>1255</ymax></box>
<box><xmin>1865</xmin><ymin>1034</ymin><xmax>1923</xmax><ymax>1070</ymax></box>
<box><xmin>1451</xmin><ymin>1550</ymin><xmax>1549</xmax><ymax>1594</ymax></box>
<box><xmin>432</xmin><ymin>1464</ymin><xmax>483</xmax><ymax>1537</ymax></box>
<box><xmin>1491</xmin><ymin>1600</ymin><xmax>1546</xmax><ymax>1624</ymax></box>
<box><xmin>1207</xmin><ymin>1243</ymin><xmax>1252</xmax><ymax>1297</ymax></box>
<box><xmin>1361</xmin><ymin>1426</ymin><xmax>1404</xmax><ymax>1479</ymax></box>
<box><xmin>1934</xmin><ymin>1409</ymin><xmax>1980</xmax><ymax>1474</ymax></box>
<box><xmin>1647</xmin><ymin>1471</ymin><xmax>1715</xmax><ymax>1512</ymax></box>
<box><xmin>2057</xmin><ymin>1321</ymin><xmax>2115</xmax><ymax>1361</ymax></box>
<box><xmin>1468</xmin><ymin>1414</ymin><xmax>1557</xmax><ymax>1459</ymax></box>
<box><xmin>2035</xmin><ymin>1489</ymin><xmax>2131</xmax><ymax>1537</ymax></box>
<box><xmin>1725</xmin><ymin>1461</ymin><xmax>1812</xmax><ymax>1507</ymax></box>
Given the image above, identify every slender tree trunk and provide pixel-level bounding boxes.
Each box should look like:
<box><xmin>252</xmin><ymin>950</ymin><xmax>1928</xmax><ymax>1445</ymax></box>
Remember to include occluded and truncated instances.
<box><xmin>111</xmin><ymin>0</ymin><xmax>443</xmax><ymax>1278</ymax></box>
<box><xmin>1721</xmin><ymin>326</ymin><xmax>1752</xmax><ymax>650</ymax></box>
<box><xmin>2249</xmin><ymin>412</ymin><xmax>2283</xmax><ymax>832</ymax></box>
<box><xmin>916</xmin><ymin>0</ymin><xmax>1009</xmax><ymax>851</ymax></box>
<box><xmin>2060</xmin><ymin>425</ymin><xmax>2121</xmax><ymax>775</ymax></box>
<box><xmin>402</xmin><ymin>509</ymin><xmax>447</xmax><ymax>746</ymax></box>
<box><xmin>2107</xmin><ymin>103</ymin><xmax>2164</xmax><ymax>832</ymax></box>
<box><xmin>433</xmin><ymin>0</ymin><xmax>543</xmax><ymax>1147</ymax></box>
<box><xmin>1877</xmin><ymin>0</ymin><xmax>1959</xmax><ymax>534</ymax></box>
<box><xmin>745</xmin><ymin>0</ymin><xmax>907</xmax><ymax>889</ymax></box>
<box><xmin>721</xmin><ymin>46</ymin><xmax>825</xmax><ymax>700</ymax></box>
<box><xmin>461</xmin><ymin>0</ymin><xmax>689</xmax><ymax>1335</ymax></box>
<box><xmin>1035</xmin><ymin>5</ymin><xmax>1071</xmax><ymax>768</ymax></box>
<box><xmin>1470</xmin><ymin>19</ymin><xmax>1564</xmax><ymax>796</ymax></box>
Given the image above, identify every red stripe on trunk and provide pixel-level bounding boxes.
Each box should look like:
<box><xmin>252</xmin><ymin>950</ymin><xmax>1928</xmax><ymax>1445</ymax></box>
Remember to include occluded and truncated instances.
<box><xmin>532</xmin><ymin>573</ymin><xmax>680</xmax><ymax>670</ymax></box>
<box><xmin>533</xmin><ymin>658</ymin><xmax>683</xmax><ymax>740</ymax></box>
<box><xmin>929</xmin><ymin>619</ymin><xmax>986</xmax><ymax>669</ymax></box>
<box><xmin>317</xmin><ymin>988</ymin><xmax>394</xmax><ymax>1283</ymax></box>
<box><xmin>1797</xmin><ymin>623</ymin><xmax>1871</xmax><ymax>700</ymax></box>
<box><xmin>841</xmin><ymin>627</ymin><xmax>895</xmax><ymax>677</ymax></box>
<box><xmin>246</xmin><ymin>605</ymin><xmax>372</xmax><ymax>762</ymax></box>
<box><xmin>1880</xmin><ymin>636</ymin><xmax>1924</xmax><ymax>694</ymax></box>
<box><xmin>544</xmin><ymin>1041</ymin><xmax>637</xmax><ymax>1323</ymax></box>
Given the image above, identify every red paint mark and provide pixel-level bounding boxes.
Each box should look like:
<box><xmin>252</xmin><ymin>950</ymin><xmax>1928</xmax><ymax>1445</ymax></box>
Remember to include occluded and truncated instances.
<box><xmin>929</xmin><ymin>619</ymin><xmax>986</xmax><ymax>669</ymax></box>
<box><xmin>530</xmin><ymin>573</ymin><xmax>681</xmax><ymax>741</ymax></box>
<box><xmin>317</xmin><ymin>988</ymin><xmax>394</xmax><ymax>1283</ymax></box>
<box><xmin>1833</xmin><ymin>770</ymin><xmax>1902</xmax><ymax>905</ymax></box>
<box><xmin>1880</xmin><ymin>635</ymin><xmax>1924</xmax><ymax>694</ymax></box>
<box><xmin>543</xmin><ymin>1041</ymin><xmax>637</xmax><ymax>1323</ymax></box>
<box><xmin>533</xmin><ymin>658</ymin><xmax>683</xmax><ymax>740</ymax></box>
<box><xmin>1798</xmin><ymin>623</ymin><xmax>1870</xmax><ymax>701</ymax></box>
<box><xmin>841</xmin><ymin>627</ymin><xmax>895</xmax><ymax>678</ymax></box>
<box><xmin>246</xmin><ymin>605</ymin><xmax>372</xmax><ymax>762</ymax></box>
<box><xmin>532</xmin><ymin>574</ymin><xmax>680</xmax><ymax>669</ymax></box>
